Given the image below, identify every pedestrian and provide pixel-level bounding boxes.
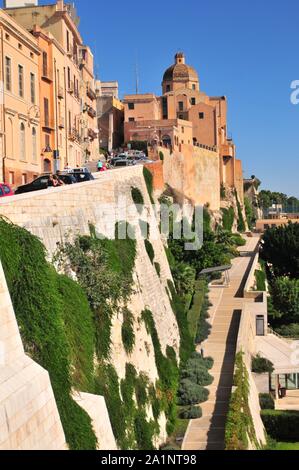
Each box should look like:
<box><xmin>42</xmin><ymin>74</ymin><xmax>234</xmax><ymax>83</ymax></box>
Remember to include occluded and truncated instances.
<box><xmin>97</xmin><ymin>159</ymin><xmax>103</xmax><ymax>171</ymax></box>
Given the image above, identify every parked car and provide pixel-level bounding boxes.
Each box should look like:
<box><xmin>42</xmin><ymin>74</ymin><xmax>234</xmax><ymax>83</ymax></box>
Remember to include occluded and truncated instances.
<box><xmin>15</xmin><ymin>174</ymin><xmax>76</xmax><ymax>195</ymax></box>
<box><xmin>0</xmin><ymin>183</ymin><xmax>14</xmax><ymax>198</ymax></box>
<box><xmin>112</xmin><ymin>159</ymin><xmax>136</xmax><ymax>168</ymax></box>
<box><xmin>59</xmin><ymin>168</ymin><xmax>95</xmax><ymax>183</ymax></box>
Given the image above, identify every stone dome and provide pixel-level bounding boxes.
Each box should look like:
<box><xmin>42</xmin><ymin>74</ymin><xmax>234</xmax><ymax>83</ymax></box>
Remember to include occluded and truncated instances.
<box><xmin>162</xmin><ymin>52</ymin><xmax>199</xmax><ymax>83</ymax></box>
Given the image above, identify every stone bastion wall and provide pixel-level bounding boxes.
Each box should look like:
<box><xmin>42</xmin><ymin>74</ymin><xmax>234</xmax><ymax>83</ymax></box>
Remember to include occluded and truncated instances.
<box><xmin>0</xmin><ymin>165</ymin><xmax>180</xmax><ymax>449</ymax></box>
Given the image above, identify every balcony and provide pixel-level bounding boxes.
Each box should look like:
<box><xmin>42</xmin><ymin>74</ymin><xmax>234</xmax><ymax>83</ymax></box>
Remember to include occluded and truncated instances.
<box><xmin>42</xmin><ymin>66</ymin><xmax>53</xmax><ymax>83</ymax></box>
<box><xmin>68</xmin><ymin>127</ymin><xmax>81</xmax><ymax>143</ymax></box>
<box><xmin>87</xmin><ymin>106</ymin><xmax>96</xmax><ymax>119</ymax></box>
<box><xmin>88</xmin><ymin>128</ymin><xmax>98</xmax><ymax>140</ymax></box>
<box><xmin>68</xmin><ymin>80</ymin><xmax>74</xmax><ymax>94</ymax></box>
<box><xmin>58</xmin><ymin>85</ymin><xmax>64</xmax><ymax>99</ymax></box>
<box><xmin>87</xmin><ymin>85</ymin><xmax>96</xmax><ymax>101</ymax></box>
<box><xmin>59</xmin><ymin>116</ymin><xmax>65</xmax><ymax>128</ymax></box>
<box><xmin>42</xmin><ymin>118</ymin><xmax>55</xmax><ymax>130</ymax></box>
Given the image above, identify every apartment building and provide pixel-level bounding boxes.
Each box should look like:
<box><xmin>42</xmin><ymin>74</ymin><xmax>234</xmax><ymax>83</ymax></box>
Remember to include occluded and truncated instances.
<box><xmin>5</xmin><ymin>0</ymin><xmax>98</xmax><ymax>171</ymax></box>
<box><xmin>0</xmin><ymin>8</ymin><xmax>41</xmax><ymax>187</ymax></box>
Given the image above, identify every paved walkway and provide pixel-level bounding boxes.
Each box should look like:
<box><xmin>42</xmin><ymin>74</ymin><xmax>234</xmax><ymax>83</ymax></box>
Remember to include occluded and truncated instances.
<box><xmin>182</xmin><ymin>236</ymin><xmax>260</xmax><ymax>450</ymax></box>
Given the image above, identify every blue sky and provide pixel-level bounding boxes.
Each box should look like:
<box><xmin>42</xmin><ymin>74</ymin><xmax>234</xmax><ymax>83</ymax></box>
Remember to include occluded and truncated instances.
<box><xmin>3</xmin><ymin>0</ymin><xmax>299</xmax><ymax>196</ymax></box>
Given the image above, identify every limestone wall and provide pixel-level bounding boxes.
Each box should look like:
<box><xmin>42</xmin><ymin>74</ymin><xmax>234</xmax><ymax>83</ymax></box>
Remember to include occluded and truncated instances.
<box><xmin>236</xmin><ymin>302</ymin><xmax>267</xmax><ymax>448</ymax></box>
<box><xmin>0</xmin><ymin>261</ymin><xmax>66</xmax><ymax>450</ymax></box>
<box><xmin>0</xmin><ymin>165</ymin><xmax>180</xmax><ymax>448</ymax></box>
<box><xmin>162</xmin><ymin>144</ymin><xmax>220</xmax><ymax>211</ymax></box>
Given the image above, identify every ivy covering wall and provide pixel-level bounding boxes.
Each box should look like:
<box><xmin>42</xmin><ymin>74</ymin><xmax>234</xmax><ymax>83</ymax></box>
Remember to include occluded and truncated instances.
<box><xmin>225</xmin><ymin>352</ymin><xmax>259</xmax><ymax>450</ymax></box>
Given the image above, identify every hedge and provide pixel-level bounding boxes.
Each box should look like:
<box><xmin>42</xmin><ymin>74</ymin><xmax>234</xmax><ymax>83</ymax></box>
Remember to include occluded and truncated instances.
<box><xmin>261</xmin><ymin>410</ymin><xmax>299</xmax><ymax>442</ymax></box>
<box><xmin>259</xmin><ymin>394</ymin><xmax>275</xmax><ymax>410</ymax></box>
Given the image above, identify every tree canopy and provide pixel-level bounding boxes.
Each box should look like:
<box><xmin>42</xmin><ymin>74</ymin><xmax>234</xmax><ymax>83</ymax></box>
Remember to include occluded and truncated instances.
<box><xmin>261</xmin><ymin>222</ymin><xmax>299</xmax><ymax>278</ymax></box>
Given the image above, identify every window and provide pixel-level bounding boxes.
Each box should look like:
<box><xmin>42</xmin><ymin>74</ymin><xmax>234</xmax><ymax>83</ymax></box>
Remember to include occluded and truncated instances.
<box><xmin>191</xmin><ymin>97</ymin><xmax>196</xmax><ymax>106</ymax></box>
<box><xmin>192</xmin><ymin>84</ymin><xmax>196</xmax><ymax>90</ymax></box>
<box><xmin>69</xmin><ymin>111</ymin><xmax>72</xmax><ymax>132</ymax></box>
<box><xmin>45</xmin><ymin>134</ymin><xmax>50</xmax><ymax>150</ymax></box>
<box><xmin>162</xmin><ymin>97</ymin><xmax>168</xmax><ymax>119</ymax></box>
<box><xmin>44</xmin><ymin>98</ymin><xmax>49</xmax><ymax>127</ymax></box>
<box><xmin>67</xmin><ymin>67</ymin><xmax>71</xmax><ymax>89</ymax></box>
<box><xmin>9</xmin><ymin>172</ymin><xmax>15</xmax><ymax>185</ymax></box>
<box><xmin>32</xmin><ymin>127</ymin><xmax>37</xmax><ymax>161</ymax></box>
<box><xmin>30</xmin><ymin>52</ymin><xmax>34</xmax><ymax>59</ymax></box>
<box><xmin>5</xmin><ymin>34</ymin><xmax>10</xmax><ymax>41</ymax></box>
<box><xmin>181</xmin><ymin>127</ymin><xmax>184</xmax><ymax>134</ymax></box>
<box><xmin>179</xmin><ymin>114</ymin><xmax>184</xmax><ymax>119</ymax></box>
<box><xmin>18</xmin><ymin>43</ymin><xmax>22</xmax><ymax>50</ymax></box>
<box><xmin>199</xmin><ymin>112</ymin><xmax>205</xmax><ymax>119</ymax></box>
<box><xmin>18</xmin><ymin>65</ymin><xmax>24</xmax><ymax>98</ymax></box>
<box><xmin>129</xmin><ymin>117</ymin><xmax>135</xmax><ymax>122</ymax></box>
<box><xmin>30</xmin><ymin>73</ymin><xmax>35</xmax><ymax>104</ymax></box>
<box><xmin>20</xmin><ymin>122</ymin><xmax>26</xmax><ymax>161</ymax></box>
<box><xmin>5</xmin><ymin>57</ymin><xmax>11</xmax><ymax>92</ymax></box>
<box><xmin>179</xmin><ymin>101</ymin><xmax>184</xmax><ymax>111</ymax></box>
<box><xmin>22</xmin><ymin>174</ymin><xmax>27</xmax><ymax>185</ymax></box>
<box><xmin>67</xmin><ymin>30</ymin><xmax>70</xmax><ymax>52</ymax></box>
<box><xmin>128</xmin><ymin>103</ymin><xmax>135</xmax><ymax>110</ymax></box>
<box><xmin>166</xmin><ymin>85</ymin><xmax>170</xmax><ymax>92</ymax></box>
<box><xmin>42</xmin><ymin>51</ymin><xmax>48</xmax><ymax>77</ymax></box>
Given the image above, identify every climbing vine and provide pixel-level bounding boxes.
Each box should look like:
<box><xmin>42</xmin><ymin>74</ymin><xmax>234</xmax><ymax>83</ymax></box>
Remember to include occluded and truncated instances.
<box><xmin>225</xmin><ymin>352</ymin><xmax>259</xmax><ymax>450</ymax></box>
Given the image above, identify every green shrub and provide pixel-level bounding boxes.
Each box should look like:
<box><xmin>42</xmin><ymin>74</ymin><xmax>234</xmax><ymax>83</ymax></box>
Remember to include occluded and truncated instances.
<box><xmin>95</xmin><ymin>364</ymin><xmax>128</xmax><ymax>449</ymax></box>
<box><xmin>259</xmin><ymin>394</ymin><xmax>275</xmax><ymax>410</ymax></box>
<box><xmin>154</xmin><ymin>262</ymin><xmax>161</xmax><ymax>277</ymax></box>
<box><xmin>145</xmin><ymin>239</ymin><xmax>155</xmax><ymax>264</ymax></box>
<box><xmin>195</xmin><ymin>290</ymin><xmax>211</xmax><ymax>345</ymax></box>
<box><xmin>275</xmin><ymin>323</ymin><xmax>299</xmax><ymax>339</ymax></box>
<box><xmin>159</xmin><ymin>151</ymin><xmax>164</xmax><ymax>162</ymax></box>
<box><xmin>255</xmin><ymin>270</ymin><xmax>266</xmax><ymax>291</ymax></box>
<box><xmin>231</xmin><ymin>234</ymin><xmax>246</xmax><ymax>247</ymax></box>
<box><xmin>143</xmin><ymin>166</ymin><xmax>154</xmax><ymax>204</ymax></box>
<box><xmin>261</xmin><ymin>410</ymin><xmax>299</xmax><ymax>442</ymax></box>
<box><xmin>235</xmin><ymin>191</ymin><xmax>246</xmax><ymax>233</ymax></box>
<box><xmin>180</xmin><ymin>406</ymin><xmax>202</xmax><ymax>420</ymax></box>
<box><xmin>134</xmin><ymin>411</ymin><xmax>155</xmax><ymax>450</ymax></box>
<box><xmin>252</xmin><ymin>354</ymin><xmax>274</xmax><ymax>374</ymax></box>
<box><xmin>121</xmin><ymin>307</ymin><xmax>135</xmax><ymax>355</ymax></box>
<box><xmin>0</xmin><ymin>218</ymin><xmax>97</xmax><ymax>450</ymax></box>
<box><xmin>135</xmin><ymin>373</ymin><xmax>149</xmax><ymax>408</ymax></box>
<box><xmin>220</xmin><ymin>184</ymin><xmax>226</xmax><ymax>200</ymax></box>
<box><xmin>167</xmin><ymin>280</ymin><xmax>195</xmax><ymax>364</ymax></box>
<box><xmin>57</xmin><ymin>275</ymin><xmax>95</xmax><ymax>392</ymax></box>
<box><xmin>131</xmin><ymin>187</ymin><xmax>144</xmax><ymax>213</ymax></box>
<box><xmin>178</xmin><ymin>379</ymin><xmax>209</xmax><ymax>406</ymax></box>
<box><xmin>141</xmin><ymin>309</ymin><xmax>179</xmax><ymax>433</ymax></box>
<box><xmin>55</xmin><ymin>222</ymin><xmax>137</xmax><ymax>361</ymax></box>
<box><xmin>221</xmin><ymin>207</ymin><xmax>235</xmax><ymax>232</ymax></box>
<box><xmin>245</xmin><ymin>196</ymin><xmax>255</xmax><ymax>230</ymax></box>
<box><xmin>181</xmin><ymin>362</ymin><xmax>213</xmax><ymax>387</ymax></box>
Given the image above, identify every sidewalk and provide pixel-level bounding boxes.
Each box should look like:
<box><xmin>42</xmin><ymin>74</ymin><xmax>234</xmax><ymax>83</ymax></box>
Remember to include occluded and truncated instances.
<box><xmin>182</xmin><ymin>237</ymin><xmax>259</xmax><ymax>450</ymax></box>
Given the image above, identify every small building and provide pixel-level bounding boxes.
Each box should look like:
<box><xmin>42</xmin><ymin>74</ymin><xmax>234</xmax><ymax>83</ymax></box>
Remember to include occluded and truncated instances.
<box><xmin>96</xmin><ymin>81</ymin><xmax>124</xmax><ymax>152</ymax></box>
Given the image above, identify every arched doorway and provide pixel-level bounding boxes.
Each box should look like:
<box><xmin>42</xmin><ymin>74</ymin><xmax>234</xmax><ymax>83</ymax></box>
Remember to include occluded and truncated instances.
<box><xmin>43</xmin><ymin>158</ymin><xmax>51</xmax><ymax>173</ymax></box>
<box><xmin>162</xmin><ymin>135</ymin><xmax>171</xmax><ymax>147</ymax></box>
